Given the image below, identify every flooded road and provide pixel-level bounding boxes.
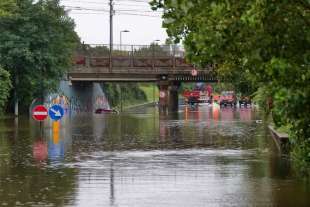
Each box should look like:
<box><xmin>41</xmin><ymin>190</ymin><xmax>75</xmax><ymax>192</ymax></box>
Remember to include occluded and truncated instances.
<box><xmin>0</xmin><ymin>105</ymin><xmax>309</xmax><ymax>206</ymax></box>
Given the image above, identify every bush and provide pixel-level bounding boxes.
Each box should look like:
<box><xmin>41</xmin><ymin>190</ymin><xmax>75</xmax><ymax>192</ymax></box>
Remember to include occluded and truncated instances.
<box><xmin>0</xmin><ymin>67</ymin><xmax>12</xmax><ymax>113</ymax></box>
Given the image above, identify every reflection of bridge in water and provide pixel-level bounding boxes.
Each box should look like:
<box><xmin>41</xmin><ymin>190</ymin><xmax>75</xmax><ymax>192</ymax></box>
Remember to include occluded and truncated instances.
<box><xmin>68</xmin><ymin>44</ymin><xmax>218</xmax><ymax>113</ymax></box>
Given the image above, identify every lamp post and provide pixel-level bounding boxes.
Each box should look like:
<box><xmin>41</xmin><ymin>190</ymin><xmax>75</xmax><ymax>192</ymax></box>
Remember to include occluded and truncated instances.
<box><xmin>120</xmin><ymin>30</ymin><xmax>130</xmax><ymax>51</ymax></box>
<box><xmin>152</xmin><ymin>40</ymin><xmax>160</xmax><ymax>107</ymax></box>
<box><xmin>153</xmin><ymin>39</ymin><xmax>160</xmax><ymax>45</ymax></box>
<box><xmin>152</xmin><ymin>39</ymin><xmax>160</xmax><ymax>61</ymax></box>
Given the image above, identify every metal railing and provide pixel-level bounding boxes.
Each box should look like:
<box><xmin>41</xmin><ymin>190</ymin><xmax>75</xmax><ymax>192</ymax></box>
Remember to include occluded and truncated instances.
<box><xmin>74</xmin><ymin>44</ymin><xmax>192</xmax><ymax>69</ymax></box>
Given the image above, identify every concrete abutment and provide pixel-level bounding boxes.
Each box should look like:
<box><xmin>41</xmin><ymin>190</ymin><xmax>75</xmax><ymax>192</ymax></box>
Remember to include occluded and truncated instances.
<box><xmin>158</xmin><ymin>81</ymin><xmax>180</xmax><ymax>114</ymax></box>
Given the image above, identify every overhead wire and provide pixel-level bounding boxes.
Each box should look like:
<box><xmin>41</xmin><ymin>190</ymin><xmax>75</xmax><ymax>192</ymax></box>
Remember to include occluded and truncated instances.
<box><xmin>61</xmin><ymin>0</ymin><xmax>153</xmax><ymax>6</ymax></box>
<box><xmin>70</xmin><ymin>12</ymin><xmax>161</xmax><ymax>18</ymax></box>
<box><xmin>65</xmin><ymin>6</ymin><xmax>159</xmax><ymax>13</ymax></box>
<box><xmin>62</xmin><ymin>0</ymin><xmax>163</xmax><ymax>18</ymax></box>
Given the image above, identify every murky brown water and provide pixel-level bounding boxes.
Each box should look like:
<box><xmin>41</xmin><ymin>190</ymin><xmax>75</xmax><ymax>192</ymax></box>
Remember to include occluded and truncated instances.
<box><xmin>0</xmin><ymin>105</ymin><xmax>309</xmax><ymax>207</ymax></box>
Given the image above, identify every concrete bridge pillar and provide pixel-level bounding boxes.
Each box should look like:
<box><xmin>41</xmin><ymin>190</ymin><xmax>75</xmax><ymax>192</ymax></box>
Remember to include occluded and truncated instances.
<box><xmin>158</xmin><ymin>81</ymin><xmax>180</xmax><ymax>114</ymax></box>
<box><xmin>168</xmin><ymin>81</ymin><xmax>180</xmax><ymax>112</ymax></box>
<box><xmin>158</xmin><ymin>82</ymin><xmax>169</xmax><ymax>114</ymax></box>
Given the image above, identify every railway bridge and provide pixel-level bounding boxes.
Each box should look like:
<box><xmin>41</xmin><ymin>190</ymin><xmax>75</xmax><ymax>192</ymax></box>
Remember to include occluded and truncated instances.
<box><xmin>68</xmin><ymin>44</ymin><xmax>217</xmax><ymax>112</ymax></box>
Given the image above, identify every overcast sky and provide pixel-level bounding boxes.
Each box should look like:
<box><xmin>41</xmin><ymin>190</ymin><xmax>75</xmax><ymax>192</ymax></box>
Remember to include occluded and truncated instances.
<box><xmin>60</xmin><ymin>0</ymin><xmax>168</xmax><ymax>46</ymax></box>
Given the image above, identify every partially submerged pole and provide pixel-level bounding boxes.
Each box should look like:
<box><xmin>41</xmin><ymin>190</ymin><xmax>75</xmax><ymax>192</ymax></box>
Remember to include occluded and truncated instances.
<box><xmin>14</xmin><ymin>72</ymin><xmax>18</xmax><ymax>116</ymax></box>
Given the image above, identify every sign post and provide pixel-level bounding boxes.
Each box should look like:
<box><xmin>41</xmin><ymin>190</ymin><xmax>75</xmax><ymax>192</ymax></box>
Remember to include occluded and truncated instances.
<box><xmin>32</xmin><ymin>105</ymin><xmax>48</xmax><ymax>135</ymax></box>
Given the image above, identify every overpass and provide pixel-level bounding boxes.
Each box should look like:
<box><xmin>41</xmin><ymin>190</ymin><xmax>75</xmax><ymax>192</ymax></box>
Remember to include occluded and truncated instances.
<box><xmin>68</xmin><ymin>44</ymin><xmax>218</xmax><ymax>112</ymax></box>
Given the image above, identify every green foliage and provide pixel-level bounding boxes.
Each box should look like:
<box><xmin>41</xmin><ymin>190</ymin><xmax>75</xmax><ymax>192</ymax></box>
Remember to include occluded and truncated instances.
<box><xmin>0</xmin><ymin>67</ymin><xmax>12</xmax><ymax>113</ymax></box>
<box><xmin>139</xmin><ymin>84</ymin><xmax>158</xmax><ymax>103</ymax></box>
<box><xmin>0</xmin><ymin>0</ymin><xmax>79</xmax><ymax>112</ymax></box>
<box><xmin>151</xmin><ymin>0</ymin><xmax>310</xmax><ymax>171</ymax></box>
<box><xmin>133</xmin><ymin>43</ymin><xmax>170</xmax><ymax>56</ymax></box>
<box><xmin>77</xmin><ymin>43</ymin><xmax>171</xmax><ymax>58</ymax></box>
<box><xmin>0</xmin><ymin>0</ymin><xmax>16</xmax><ymax>17</ymax></box>
<box><xmin>102</xmin><ymin>83</ymin><xmax>147</xmax><ymax>109</ymax></box>
<box><xmin>77</xmin><ymin>44</ymin><xmax>110</xmax><ymax>56</ymax></box>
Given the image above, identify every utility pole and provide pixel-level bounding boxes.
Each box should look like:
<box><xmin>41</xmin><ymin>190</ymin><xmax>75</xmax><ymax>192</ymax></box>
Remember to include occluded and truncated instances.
<box><xmin>14</xmin><ymin>72</ymin><xmax>18</xmax><ymax>116</ymax></box>
<box><xmin>109</xmin><ymin>0</ymin><xmax>114</xmax><ymax>72</ymax></box>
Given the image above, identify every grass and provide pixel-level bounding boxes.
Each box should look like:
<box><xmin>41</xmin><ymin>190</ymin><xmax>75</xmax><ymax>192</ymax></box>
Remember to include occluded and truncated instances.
<box><xmin>113</xmin><ymin>84</ymin><xmax>158</xmax><ymax>110</ymax></box>
<box><xmin>276</xmin><ymin>125</ymin><xmax>290</xmax><ymax>134</ymax></box>
<box><xmin>139</xmin><ymin>84</ymin><xmax>158</xmax><ymax>103</ymax></box>
<box><xmin>269</xmin><ymin>119</ymin><xmax>290</xmax><ymax>135</ymax></box>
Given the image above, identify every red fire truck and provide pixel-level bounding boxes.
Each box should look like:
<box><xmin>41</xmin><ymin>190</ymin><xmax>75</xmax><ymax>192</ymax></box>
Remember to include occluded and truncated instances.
<box><xmin>183</xmin><ymin>90</ymin><xmax>211</xmax><ymax>104</ymax></box>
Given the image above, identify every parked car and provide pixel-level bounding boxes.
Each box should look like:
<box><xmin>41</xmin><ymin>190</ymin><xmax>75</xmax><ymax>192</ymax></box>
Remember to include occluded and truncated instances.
<box><xmin>239</xmin><ymin>96</ymin><xmax>252</xmax><ymax>107</ymax></box>
<box><xmin>95</xmin><ymin>108</ymin><xmax>119</xmax><ymax>114</ymax></box>
<box><xmin>219</xmin><ymin>91</ymin><xmax>237</xmax><ymax>107</ymax></box>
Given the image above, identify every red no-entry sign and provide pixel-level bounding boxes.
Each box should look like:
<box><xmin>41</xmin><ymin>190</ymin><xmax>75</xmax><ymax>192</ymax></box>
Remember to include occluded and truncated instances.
<box><xmin>32</xmin><ymin>105</ymin><xmax>48</xmax><ymax>121</ymax></box>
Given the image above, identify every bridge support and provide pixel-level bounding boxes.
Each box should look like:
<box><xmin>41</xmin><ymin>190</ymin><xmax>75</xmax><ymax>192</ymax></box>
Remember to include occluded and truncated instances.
<box><xmin>158</xmin><ymin>81</ymin><xmax>180</xmax><ymax>114</ymax></box>
<box><xmin>56</xmin><ymin>81</ymin><xmax>109</xmax><ymax>114</ymax></box>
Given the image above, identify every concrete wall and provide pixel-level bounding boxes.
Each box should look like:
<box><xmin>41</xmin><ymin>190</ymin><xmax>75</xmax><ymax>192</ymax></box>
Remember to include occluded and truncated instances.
<box><xmin>44</xmin><ymin>81</ymin><xmax>110</xmax><ymax>116</ymax></box>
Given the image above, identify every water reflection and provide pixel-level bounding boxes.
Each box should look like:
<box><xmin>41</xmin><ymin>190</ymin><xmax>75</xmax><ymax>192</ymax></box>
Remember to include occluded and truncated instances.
<box><xmin>0</xmin><ymin>105</ymin><xmax>309</xmax><ymax>206</ymax></box>
<box><xmin>0</xmin><ymin>121</ymin><xmax>77</xmax><ymax>206</ymax></box>
<box><xmin>47</xmin><ymin>121</ymin><xmax>64</xmax><ymax>162</ymax></box>
<box><xmin>33</xmin><ymin>138</ymin><xmax>48</xmax><ymax>163</ymax></box>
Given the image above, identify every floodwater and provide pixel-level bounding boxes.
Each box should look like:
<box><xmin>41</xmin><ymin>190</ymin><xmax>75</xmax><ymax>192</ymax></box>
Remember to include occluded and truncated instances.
<box><xmin>0</xmin><ymin>104</ymin><xmax>309</xmax><ymax>207</ymax></box>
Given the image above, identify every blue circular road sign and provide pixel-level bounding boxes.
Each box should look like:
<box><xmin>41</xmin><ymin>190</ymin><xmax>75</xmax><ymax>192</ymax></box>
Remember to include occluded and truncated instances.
<box><xmin>48</xmin><ymin>105</ymin><xmax>64</xmax><ymax>121</ymax></box>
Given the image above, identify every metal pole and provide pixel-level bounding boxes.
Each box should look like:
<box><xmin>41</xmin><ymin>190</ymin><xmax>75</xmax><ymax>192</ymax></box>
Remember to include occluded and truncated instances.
<box><xmin>14</xmin><ymin>72</ymin><xmax>18</xmax><ymax>116</ymax></box>
<box><xmin>109</xmin><ymin>0</ymin><xmax>113</xmax><ymax>72</ymax></box>
<box><xmin>120</xmin><ymin>87</ymin><xmax>123</xmax><ymax>112</ymax></box>
<box><xmin>153</xmin><ymin>83</ymin><xmax>155</xmax><ymax>105</ymax></box>
<box><xmin>120</xmin><ymin>31</ymin><xmax>121</xmax><ymax>51</ymax></box>
<box><xmin>120</xmin><ymin>30</ymin><xmax>129</xmax><ymax>52</ymax></box>
<box><xmin>119</xmin><ymin>84</ymin><xmax>123</xmax><ymax>112</ymax></box>
<box><xmin>131</xmin><ymin>45</ymin><xmax>134</xmax><ymax>67</ymax></box>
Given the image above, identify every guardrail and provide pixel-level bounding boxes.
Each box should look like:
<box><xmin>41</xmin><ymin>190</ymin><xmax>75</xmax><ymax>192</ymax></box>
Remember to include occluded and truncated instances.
<box><xmin>73</xmin><ymin>44</ymin><xmax>193</xmax><ymax>68</ymax></box>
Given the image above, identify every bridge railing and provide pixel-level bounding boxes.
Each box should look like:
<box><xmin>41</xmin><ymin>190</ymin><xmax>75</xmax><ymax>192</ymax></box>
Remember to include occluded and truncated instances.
<box><xmin>73</xmin><ymin>44</ymin><xmax>195</xmax><ymax>69</ymax></box>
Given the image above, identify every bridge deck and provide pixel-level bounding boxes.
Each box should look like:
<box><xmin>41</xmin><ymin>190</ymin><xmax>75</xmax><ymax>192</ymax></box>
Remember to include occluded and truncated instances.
<box><xmin>68</xmin><ymin>45</ymin><xmax>217</xmax><ymax>82</ymax></box>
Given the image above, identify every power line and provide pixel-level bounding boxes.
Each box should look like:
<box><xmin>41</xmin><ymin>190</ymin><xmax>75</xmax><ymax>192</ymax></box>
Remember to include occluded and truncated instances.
<box><xmin>63</xmin><ymin>2</ymin><xmax>151</xmax><ymax>8</ymax></box>
<box><xmin>116</xmin><ymin>11</ymin><xmax>161</xmax><ymax>17</ymax></box>
<box><xmin>61</xmin><ymin>0</ymin><xmax>152</xmax><ymax>6</ymax></box>
<box><xmin>109</xmin><ymin>0</ymin><xmax>113</xmax><ymax>70</ymax></box>
<box><xmin>64</xmin><ymin>5</ymin><xmax>162</xmax><ymax>13</ymax></box>
<box><xmin>61</xmin><ymin>0</ymin><xmax>164</xmax><ymax>14</ymax></box>
<box><xmin>115</xmin><ymin>0</ymin><xmax>151</xmax><ymax>3</ymax></box>
<box><xmin>70</xmin><ymin>11</ymin><xmax>161</xmax><ymax>18</ymax></box>
<box><xmin>65</xmin><ymin>6</ymin><xmax>109</xmax><ymax>12</ymax></box>
<box><xmin>65</xmin><ymin>6</ymin><xmax>161</xmax><ymax>13</ymax></box>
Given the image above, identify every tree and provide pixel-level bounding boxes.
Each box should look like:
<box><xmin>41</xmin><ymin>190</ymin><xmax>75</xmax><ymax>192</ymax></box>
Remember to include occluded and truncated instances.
<box><xmin>0</xmin><ymin>0</ymin><xmax>16</xmax><ymax>17</ymax></box>
<box><xmin>0</xmin><ymin>67</ymin><xmax>12</xmax><ymax>113</ymax></box>
<box><xmin>0</xmin><ymin>0</ymin><xmax>79</xmax><ymax>113</ymax></box>
<box><xmin>151</xmin><ymin>0</ymin><xmax>310</xmax><ymax>171</ymax></box>
<box><xmin>0</xmin><ymin>1</ymin><xmax>15</xmax><ymax>113</ymax></box>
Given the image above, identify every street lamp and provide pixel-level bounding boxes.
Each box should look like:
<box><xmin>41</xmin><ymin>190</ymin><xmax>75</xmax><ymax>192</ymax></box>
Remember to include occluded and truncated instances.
<box><xmin>120</xmin><ymin>30</ymin><xmax>130</xmax><ymax>51</ymax></box>
<box><xmin>152</xmin><ymin>39</ymin><xmax>161</xmax><ymax>59</ymax></box>
<box><xmin>153</xmin><ymin>39</ymin><xmax>160</xmax><ymax>45</ymax></box>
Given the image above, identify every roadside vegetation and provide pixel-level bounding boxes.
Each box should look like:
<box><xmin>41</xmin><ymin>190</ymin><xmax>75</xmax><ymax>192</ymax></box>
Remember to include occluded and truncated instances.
<box><xmin>151</xmin><ymin>0</ymin><xmax>310</xmax><ymax>174</ymax></box>
<box><xmin>0</xmin><ymin>67</ymin><xmax>12</xmax><ymax>114</ymax></box>
<box><xmin>139</xmin><ymin>84</ymin><xmax>158</xmax><ymax>103</ymax></box>
<box><xmin>102</xmin><ymin>83</ymin><xmax>157</xmax><ymax>110</ymax></box>
<box><xmin>0</xmin><ymin>0</ymin><xmax>79</xmax><ymax>114</ymax></box>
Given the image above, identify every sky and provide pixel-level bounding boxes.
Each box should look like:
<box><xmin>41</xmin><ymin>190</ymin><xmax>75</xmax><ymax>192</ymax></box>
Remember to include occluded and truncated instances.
<box><xmin>60</xmin><ymin>0</ymin><xmax>168</xmax><ymax>46</ymax></box>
